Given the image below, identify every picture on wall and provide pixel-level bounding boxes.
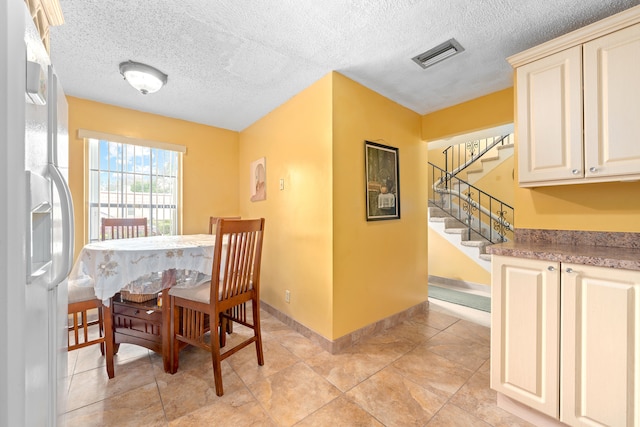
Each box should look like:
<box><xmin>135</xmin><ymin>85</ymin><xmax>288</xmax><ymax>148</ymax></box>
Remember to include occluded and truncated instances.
<box><xmin>365</xmin><ymin>141</ymin><xmax>400</xmax><ymax>221</ymax></box>
<box><xmin>250</xmin><ymin>157</ymin><xmax>266</xmax><ymax>202</ymax></box>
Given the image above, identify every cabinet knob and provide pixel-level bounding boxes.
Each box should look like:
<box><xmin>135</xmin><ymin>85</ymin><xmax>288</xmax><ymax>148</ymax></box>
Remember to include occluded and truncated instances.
<box><xmin>547</xmin><ymin>266</ymin><xmax>556</xmax><ymax>271</ymax></box>
<box><xmin>565</xmin><ymin>268</ymin><xmax>574</xmax><ymax>273</ymax></box>
<box><xmin>572</xmin><ymin>169</ymin><xmax>580</xmax><ymax>175</ymax></box>
<box><xmin>589</xmin><ymin>167</ymin><xmax>598</xmax><ymax>173</ymax></box>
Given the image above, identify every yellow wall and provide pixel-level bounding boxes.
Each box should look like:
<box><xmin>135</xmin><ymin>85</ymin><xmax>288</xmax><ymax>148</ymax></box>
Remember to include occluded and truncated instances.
<box><xmin>67</xmin><ymin>97</ymin><xmax>239</xmax><ymax>257</ymax></box>
<box><xmin>422</xmin><ymin>88</ymin><xmax>514</xmax><ymax>142</ymax></box>
<box><xmin>332</xmin><ymin>73</ymin><xmax>428</xmax><ymax>338</ymax></box>
<box><xmin>474</xmin><ymin>155</ymin><xmax>515</xmax><ymax>206</ymax></box>
<box><xmin>514</xmin><ymin>180</ymin><xmax>640</xmax><ymax>231</ymax></box>
<box><xmin>427</xmin><ymin>231</ymin><xmax>491</xmax><ymax>284</ymax></box>
<box><xmin>238</xmin><ymin>74</ymin><xmax>334</xmax><ymax>338</ymax></box>
<box><xmin>239</xmin><ymin>72</ymin><xmax>428</xmax><ymax>340</ymax></box>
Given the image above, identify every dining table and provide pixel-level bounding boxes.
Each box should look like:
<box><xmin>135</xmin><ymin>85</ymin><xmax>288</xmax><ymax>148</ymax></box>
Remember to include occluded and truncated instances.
<box><xmin>68</xmin><ymin>234</ymin><xmax>219</xmax><ymax>372</ymax></box>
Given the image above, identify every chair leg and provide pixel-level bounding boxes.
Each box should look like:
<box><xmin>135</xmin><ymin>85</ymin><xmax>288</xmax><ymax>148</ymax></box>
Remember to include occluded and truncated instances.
<box><xmin>211</xmin><ymin>311</ymin><xmax>224</xmax><ymax>396</ymax></box>
<box><xmin>219</xmin><ymin>314</ymin><xmax>227</xmax><ymax>348</ymax></box>
<box><xmin>225</xmin><ymin>308</ymin><xmax>234</xmax><ymax>334</ymax></box>
<box><xmin>98</xmin><ymin>308</ymin><xmax>105</xmax><ymax>355</ymax></box>
<box><xmin>102</xmin><ymin>304</ymin><xmax>115</xmax><ymax>379</ymax></box>
<box><xmin>170</xmin><ymin>297</ymin><xmax>180</xmax><ymax>374</ymax></box>
<box><xmin>253</xmin><ymin>300</ymin><xmax>264</xmax><ymax>366</ymax></box>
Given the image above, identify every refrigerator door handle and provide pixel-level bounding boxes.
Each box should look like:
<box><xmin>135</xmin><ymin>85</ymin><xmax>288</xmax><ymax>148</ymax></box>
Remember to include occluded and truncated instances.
<box><xmin>48</xmin><ymin>163</ymin><xmax>75</xmax><ymax>290</ymax></box>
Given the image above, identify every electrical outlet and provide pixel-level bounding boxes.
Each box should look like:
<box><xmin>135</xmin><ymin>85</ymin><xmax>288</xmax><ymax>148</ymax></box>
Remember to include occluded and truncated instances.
<box><xmin>285</xmin><ymin>290</ymin><xmax>290</xmax><ymax>303</ymax></box>
<box><xmin>279</xmin><ymin>178</ymin><xmax>284</xmax><ymax>190</ymax></box>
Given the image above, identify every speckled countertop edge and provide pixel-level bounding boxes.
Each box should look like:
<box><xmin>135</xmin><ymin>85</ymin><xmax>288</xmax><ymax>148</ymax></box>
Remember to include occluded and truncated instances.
<box><xmin>487</xmin><ymin>241</ymin><xmax>640</xmax><ymax>271</ymax></box>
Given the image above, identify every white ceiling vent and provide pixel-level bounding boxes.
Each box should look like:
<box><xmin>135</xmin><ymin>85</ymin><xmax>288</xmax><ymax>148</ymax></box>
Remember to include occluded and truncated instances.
<box><xmin>412</xmin><ymin>38</ymin><xmax>465</xmax><ymax>69</ymax></box>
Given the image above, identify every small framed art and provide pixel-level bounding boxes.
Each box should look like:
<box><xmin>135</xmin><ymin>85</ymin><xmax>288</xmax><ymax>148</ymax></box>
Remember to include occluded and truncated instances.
<box><xmin>250</xmin><ymin>157</ymin><xmax>266</xmax><ymax>202</ymax></box>
<box><xmin>365</xmin><ymin>141</ymin><xmax>400</xmax><ymax>221</ymax></box>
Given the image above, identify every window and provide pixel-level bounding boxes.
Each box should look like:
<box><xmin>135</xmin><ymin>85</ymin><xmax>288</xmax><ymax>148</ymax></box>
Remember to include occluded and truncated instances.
<box><xmin>86</xmin><ymin>137</ymin><xmax>182</xmax><ymax>242</ymax></box>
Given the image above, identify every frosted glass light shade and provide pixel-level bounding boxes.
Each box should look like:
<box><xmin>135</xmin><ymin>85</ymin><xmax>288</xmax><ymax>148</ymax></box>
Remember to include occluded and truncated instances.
<box><xmin>119</xmin><ymin>61</ymin><xmax>168</xmax><ymax>95</ymax></box>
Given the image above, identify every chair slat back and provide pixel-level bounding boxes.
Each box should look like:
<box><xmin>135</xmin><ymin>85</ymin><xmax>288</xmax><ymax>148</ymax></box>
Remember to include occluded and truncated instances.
<box><xmin>211</xmin><ymin>218</ymin><xmax>265</xmax><ymax>307</ymax></box>
<box><xmin>208</xmin><ymin>216</ymin><xmax>241</xmax><ymax>234</ymax></box>
<box><xmin>101</xmin><ymin>218</ymin><xmax>148</xmax><ymax>240</ymax></box>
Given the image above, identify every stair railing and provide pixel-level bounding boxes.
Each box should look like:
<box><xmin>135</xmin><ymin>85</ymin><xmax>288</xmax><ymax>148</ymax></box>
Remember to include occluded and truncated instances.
<box><xmin>429</xmin><ymin>162</ymin><xmax>514</xmax><ymax>243</ymax></box>
<box><xmin>442</xmin><ymin>134</ymin><xmax>512</xmax><ymax>189</ymax></box>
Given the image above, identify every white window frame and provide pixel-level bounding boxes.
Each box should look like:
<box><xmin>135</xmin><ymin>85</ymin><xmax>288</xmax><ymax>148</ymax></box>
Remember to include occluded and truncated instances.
<box><xmin>79</xmin><ymin>129</ymin><xmax>185</xmax><ymax>242</ymax></box>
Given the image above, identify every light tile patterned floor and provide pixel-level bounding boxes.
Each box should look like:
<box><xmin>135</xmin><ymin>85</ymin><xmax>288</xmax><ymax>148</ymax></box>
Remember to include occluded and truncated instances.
<box><xmin>63</xmin><ymin>308</ymin><xmax>532</xmax><ymax>426</ymax></box>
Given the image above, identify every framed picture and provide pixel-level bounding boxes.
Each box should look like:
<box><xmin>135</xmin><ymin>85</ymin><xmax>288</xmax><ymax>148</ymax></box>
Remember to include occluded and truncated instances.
<box><xmin>250</xmin><ymin>157</ymin><xmax>266</xmax><ymax>202</ymax></box>
<box><xmin>365</xmin><ymin>141</ymin><xmax>400</xmax><ymax>221</ymax></box>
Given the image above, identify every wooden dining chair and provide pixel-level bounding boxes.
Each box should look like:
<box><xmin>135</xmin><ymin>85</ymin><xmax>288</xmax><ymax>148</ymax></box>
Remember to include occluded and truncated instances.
<box><xmin>169</xmin><ymin>218</ymin><xmax>265</xmax><ymax>396</ymax></box>
<box><xmin>67</xmin><ymin>217</ymin><xmax>149</xmax><ymax>378</ymax></box>
<box><xmin>208</xmin><ymin>216</ymin><xmax>240</xmax><ymax>234</ymax></box>
<box><xmin>102</xmin><ymin>217</ymin><xmax>148</xmax><ymax>240</ymax></box>
<box><xmin>67</xmin><ymin>283</ymin><xmax>115</xmax><ymax>378</ymax></box>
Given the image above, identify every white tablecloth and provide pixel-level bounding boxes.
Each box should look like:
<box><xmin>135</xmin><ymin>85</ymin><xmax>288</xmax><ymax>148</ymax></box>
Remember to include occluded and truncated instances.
<box><xmin>68</xmin><ymin>234</ymin><xmax>217</xmax><ymax>304</ymax></box>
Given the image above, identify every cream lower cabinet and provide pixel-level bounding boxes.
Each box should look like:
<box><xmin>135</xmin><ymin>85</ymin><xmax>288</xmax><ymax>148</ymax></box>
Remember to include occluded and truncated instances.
<box><xmin>491</xmin><ymin>256</ymin><xmax>561</xmax><ymax>417</ymax></box>
<box><xmin>561</xmin><ymin>263</ymin><xmax>640</xmax><ymax>427</ymax></box>
<box><xmin>491</xmin><ymin>255</ymin><xmax>640</xmax><ymax>426</ymax></box>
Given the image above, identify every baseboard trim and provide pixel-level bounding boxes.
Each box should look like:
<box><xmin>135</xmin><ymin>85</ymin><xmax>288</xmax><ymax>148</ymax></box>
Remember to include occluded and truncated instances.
<box><xmin>260</xmin><ymin>300</ymin><xmax>429</xmax><ymax>354</ymax></box>
<box><xmin>428</xmin><ymin>275</ymin><xmax>489</xmax><ymax>292</ymax></box>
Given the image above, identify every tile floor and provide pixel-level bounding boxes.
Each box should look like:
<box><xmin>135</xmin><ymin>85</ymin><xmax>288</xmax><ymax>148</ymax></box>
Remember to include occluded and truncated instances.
<box><xmin>63</xmin><ymin>306</ymin><xmax>532</xmax><ymax>426</ymax></box>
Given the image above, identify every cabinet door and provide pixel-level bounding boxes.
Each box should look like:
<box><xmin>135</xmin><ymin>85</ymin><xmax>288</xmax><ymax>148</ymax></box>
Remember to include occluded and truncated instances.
<box><xmin>561</xmin><ymin>263</ymin><xmax>640</xmax><ymax>427</ymax></box>
<box><xmin>517</xmin><ymin>46</ymin><xmax>583</xmax><ymax>186</ymax></box>
<box><xmin>584</xmin><ymin>23</ymin><xmax>640</xmax><ymax>180</ymax></box>
<box><xmin>491</xmin><ymin>255</ymin><xmax>561</xmax><ymax>417</ymax></box>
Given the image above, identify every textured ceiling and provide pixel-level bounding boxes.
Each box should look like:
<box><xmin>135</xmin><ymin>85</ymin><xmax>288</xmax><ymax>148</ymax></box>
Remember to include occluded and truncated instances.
<box><xmin>50</xmin><ymin>0</ymin><xmax>639</xmax><ymax>132</ymax></box>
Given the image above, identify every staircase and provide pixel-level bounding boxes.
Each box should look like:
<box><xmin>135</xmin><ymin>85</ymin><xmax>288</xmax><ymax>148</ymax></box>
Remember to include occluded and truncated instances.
<box><xmin>428</xmin><ymin>134</ymin><xmax>515</xmax><ymax>267</ymax></box>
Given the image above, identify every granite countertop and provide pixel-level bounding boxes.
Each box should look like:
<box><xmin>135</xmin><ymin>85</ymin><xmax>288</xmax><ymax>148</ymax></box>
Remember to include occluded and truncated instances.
<box><xmin>487</xmin><ymin>229</ymin><xmax>640</xmax><ymax>272</ymax></box>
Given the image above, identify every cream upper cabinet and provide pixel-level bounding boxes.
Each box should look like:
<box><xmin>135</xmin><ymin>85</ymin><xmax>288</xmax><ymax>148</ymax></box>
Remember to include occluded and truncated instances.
<box><xmin>516</xmin><ymin>46</ymin><xmax>583</xmax><ymax>184</ymax></box>
<box><xmin>560</xmin><ymin>263</ymin><xmax>640</xmax><ymax>427</ymax></box>
<box><xmin>511</xmin><ymin>7</ymin><xmax>640</xmax><ymax>187</ymax></box>
<box><xmin>584</xmin><ymin>23</ymin><xmax>640</xmax><ymax>179</ymax></box>
<box><xmin>492</xmin><ymin>255</ymin><xmax>640</xmax><ymax>426</ymax></box>
<box><xmin>490</xmin><ymin>255</ymin><xmax>561</xmax><ymax>417</ymax></box>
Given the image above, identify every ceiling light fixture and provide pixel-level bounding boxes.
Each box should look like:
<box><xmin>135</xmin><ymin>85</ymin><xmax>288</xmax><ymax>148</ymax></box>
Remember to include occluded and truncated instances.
<box><xmin>412</xmin><ymin>38</ymin><xmax>465</xmax><ymax>69</ymax></box>
<box><xmin>119</xmin><ymin>60</ymin><xmax>168</xmax><ymax>95</ymax></box>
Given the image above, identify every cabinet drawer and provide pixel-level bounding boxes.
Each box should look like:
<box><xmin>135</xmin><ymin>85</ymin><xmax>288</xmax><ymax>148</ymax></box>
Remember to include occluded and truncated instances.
<box><xmin>113</xmin><ymin>302</ymin><xmax>162</xmax><ymax>324</ymax></box>
<box><xmin>112</xmin><ymin>298</ymin><xmax>163</xmax><ymax>345</ymax></box>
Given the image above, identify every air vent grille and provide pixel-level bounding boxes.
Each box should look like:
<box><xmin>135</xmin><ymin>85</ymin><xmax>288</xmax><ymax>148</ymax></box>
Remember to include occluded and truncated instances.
<box><xmin>412</xmin><ymin>39</ymin><xmax>465</xmax><ymax>69</ymax></box>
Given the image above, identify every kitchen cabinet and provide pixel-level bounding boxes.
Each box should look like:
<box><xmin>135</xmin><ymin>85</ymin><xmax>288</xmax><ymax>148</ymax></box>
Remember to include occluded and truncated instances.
<box><xmin>510</xmin><ymin>7</ymin><xmax>640</xmax><ymax>187</ymax></box>
<box><xmin>490</xmin><ymin>256</ymin><xmax>560</xmax><ymax>417</ymax></box>
<box><xmin>560</xmin><ymin>263</ymin><xmax>640</xmax><ymax>427</ymax></box>
<box><xmin>491</xmin><ymin>255</ymin><xmax>640</xmax><ymax>426</ymax></box>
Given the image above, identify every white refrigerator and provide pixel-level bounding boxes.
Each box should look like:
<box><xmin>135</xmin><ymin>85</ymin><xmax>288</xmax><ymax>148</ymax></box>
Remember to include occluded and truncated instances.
<box><xmin>1</xmin><ymin>1</ymin><xmax>75</xmax><ymax>426</ymax></box>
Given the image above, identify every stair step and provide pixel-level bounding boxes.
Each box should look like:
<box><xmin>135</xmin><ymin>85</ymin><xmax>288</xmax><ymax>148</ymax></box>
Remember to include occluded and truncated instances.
<box><xmin>428</xmin><ymin>207</ymin><xmax>448</xmax><ymax>218</ymax></box>
<box><xmin>480</xmin><ymin>155</ymin><xmax>499</xmax><ymax>163</ymax></box>
<box><xmin>496</xmin><ymin>144</ymin><xmax>514</xmax><ymax>152</ymax></box>
<box><xmin>444</xmin><ymin>227</ymin><xmax>468</xmax><ymax>235</ymax></box>
<box><xmin>460</xmin><ymin>240</ymin><xmax>490</xmax><ymax>248</ymax></box>
<box><xmin>428</xmin><ymin>216</ymin><xmax>447</xmax><ymax>223</ymax></box>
